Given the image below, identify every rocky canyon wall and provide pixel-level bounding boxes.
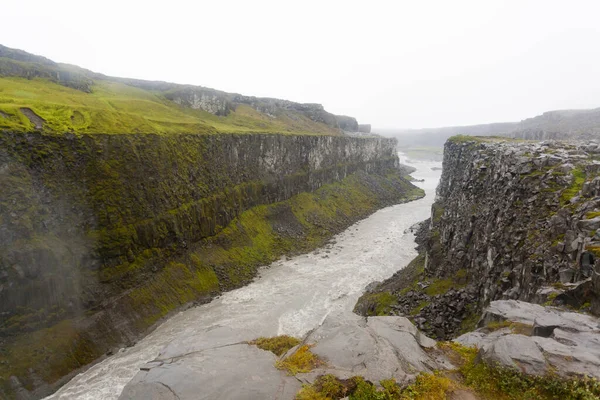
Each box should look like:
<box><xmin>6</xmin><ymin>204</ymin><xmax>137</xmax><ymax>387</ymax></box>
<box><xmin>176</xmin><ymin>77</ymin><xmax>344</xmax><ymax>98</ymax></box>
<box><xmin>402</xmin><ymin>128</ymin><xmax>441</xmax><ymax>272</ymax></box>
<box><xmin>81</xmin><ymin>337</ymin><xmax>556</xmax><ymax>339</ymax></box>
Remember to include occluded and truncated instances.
<box><xmin>0</xmin><ymin>131</ymin><xmax>422</xmax><ymax>398</ymax></box>
<box><xmin>357</xmin><ymin>136</ymin><xmax>600</xmax><ymax>339</ymax></box>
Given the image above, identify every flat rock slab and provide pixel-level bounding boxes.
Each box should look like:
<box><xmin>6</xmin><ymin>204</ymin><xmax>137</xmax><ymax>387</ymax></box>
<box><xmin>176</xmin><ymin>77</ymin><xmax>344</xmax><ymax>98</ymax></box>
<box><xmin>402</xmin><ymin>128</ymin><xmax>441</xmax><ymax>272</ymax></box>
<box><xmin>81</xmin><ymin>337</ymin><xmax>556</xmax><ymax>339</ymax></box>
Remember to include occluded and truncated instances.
<box><xmin>482</xmin><ymin>300</ymin><xmax>600</xmax><ymax>332</ymax></box>
<box><xmin>303</xmin><ymin>313</ymin><xmax>451</xmax><ymax>385</ymax></box>
<box><xmin>456</xmin><ymin>300</ymin><xmax>600</xmax><ymax>379</ymax></box>
<box><xmin>118</xmin><ymin>314</ymin><xmax>451</xmax><ymax>399</ymax></box>
<box><xmin>119</xmin><ymin>326</ymin><xmax>300</xmax><ymax>400</ymax></box>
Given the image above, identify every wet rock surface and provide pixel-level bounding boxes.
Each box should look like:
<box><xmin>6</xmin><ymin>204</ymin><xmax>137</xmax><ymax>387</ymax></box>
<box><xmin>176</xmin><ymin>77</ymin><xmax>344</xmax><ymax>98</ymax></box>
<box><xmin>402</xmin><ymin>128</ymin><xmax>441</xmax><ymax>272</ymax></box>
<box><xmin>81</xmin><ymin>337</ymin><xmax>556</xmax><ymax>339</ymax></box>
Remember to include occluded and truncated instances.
<box><xmin>455</xmin><ymin>300</ymin><xmax>600</xmax><ymax>379</ymax></box>
<box><xmin>119</xmin><ymin>314</ymin><xmax>453</xmax><ymax>400</ymax></box>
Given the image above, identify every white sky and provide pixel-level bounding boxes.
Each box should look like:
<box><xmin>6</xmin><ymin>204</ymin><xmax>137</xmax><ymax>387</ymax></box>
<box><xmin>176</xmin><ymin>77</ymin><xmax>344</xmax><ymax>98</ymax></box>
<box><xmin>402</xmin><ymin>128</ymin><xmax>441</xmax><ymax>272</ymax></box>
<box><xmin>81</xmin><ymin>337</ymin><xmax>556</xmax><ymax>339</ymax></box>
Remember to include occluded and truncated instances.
<box><xmin>2</xmin><ymin>0</ymin><xmax>600</xmax><ymax>129</ymax></box>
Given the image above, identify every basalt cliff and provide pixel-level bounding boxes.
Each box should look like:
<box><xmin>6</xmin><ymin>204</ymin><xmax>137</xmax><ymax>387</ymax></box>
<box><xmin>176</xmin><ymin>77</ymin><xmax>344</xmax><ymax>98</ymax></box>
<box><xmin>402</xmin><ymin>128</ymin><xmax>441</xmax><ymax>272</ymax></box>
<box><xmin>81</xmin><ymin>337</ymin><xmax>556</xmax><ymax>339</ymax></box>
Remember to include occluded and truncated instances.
<box><xmin>352</xmin><ymin>136</ymin><xmax>600</xmax><ymax>398</ymax></box>
<box><xmin>0</xmin><ymin>45</ymin><xmax>425</xmax><ymax>400</ymax></box>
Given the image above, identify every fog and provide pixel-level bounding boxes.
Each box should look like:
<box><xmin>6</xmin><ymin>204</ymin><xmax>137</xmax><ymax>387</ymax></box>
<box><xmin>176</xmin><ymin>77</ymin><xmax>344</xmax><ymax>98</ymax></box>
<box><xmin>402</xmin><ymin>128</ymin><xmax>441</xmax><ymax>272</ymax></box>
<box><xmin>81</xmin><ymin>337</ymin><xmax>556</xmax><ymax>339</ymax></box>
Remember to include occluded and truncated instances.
<box><xmin>2</xmin><ymin>0</ymin><xmax>600</xmax><ymax>129</ymax></box>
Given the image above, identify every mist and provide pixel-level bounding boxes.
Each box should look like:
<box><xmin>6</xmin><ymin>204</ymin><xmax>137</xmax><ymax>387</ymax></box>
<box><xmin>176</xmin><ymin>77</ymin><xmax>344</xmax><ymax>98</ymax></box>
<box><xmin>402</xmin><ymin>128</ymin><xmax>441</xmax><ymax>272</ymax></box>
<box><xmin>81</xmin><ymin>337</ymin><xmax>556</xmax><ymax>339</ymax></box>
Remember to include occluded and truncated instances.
<box><xmin>2</xmin><ymin>0</ymin><xmax>600</xmax><ymax>129</ymax></box>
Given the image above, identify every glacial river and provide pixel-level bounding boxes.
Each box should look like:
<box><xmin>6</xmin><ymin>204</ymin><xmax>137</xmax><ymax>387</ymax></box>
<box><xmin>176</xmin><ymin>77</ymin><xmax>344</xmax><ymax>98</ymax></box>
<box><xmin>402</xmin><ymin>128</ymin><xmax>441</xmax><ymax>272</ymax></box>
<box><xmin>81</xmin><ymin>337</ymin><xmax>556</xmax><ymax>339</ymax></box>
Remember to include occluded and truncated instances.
<box><xmin>46</xmin><ymin>155</ymin><xmax>442</xmax><ymax>400</ymax></box>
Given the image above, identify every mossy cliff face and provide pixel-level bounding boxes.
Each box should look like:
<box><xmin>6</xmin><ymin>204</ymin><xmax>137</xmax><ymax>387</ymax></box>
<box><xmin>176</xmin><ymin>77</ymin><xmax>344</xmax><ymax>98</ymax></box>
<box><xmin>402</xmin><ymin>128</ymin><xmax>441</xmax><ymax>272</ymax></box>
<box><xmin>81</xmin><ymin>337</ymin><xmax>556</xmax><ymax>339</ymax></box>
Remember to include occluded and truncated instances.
<box><xmin>0</xmin><ymin>131</ymin><xmax>423</xmax><ymax>398</ymax></box>
<box><xmin>357</xmin><ymin>136</ymin><xmax>600</xmax><ymax>339</ymax></box>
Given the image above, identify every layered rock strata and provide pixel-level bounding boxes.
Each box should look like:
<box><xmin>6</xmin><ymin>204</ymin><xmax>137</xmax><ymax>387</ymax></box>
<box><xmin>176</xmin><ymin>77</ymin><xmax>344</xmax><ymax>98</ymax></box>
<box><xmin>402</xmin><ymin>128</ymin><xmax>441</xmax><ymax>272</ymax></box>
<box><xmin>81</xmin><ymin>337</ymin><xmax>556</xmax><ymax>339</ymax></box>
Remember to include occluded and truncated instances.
<box><xmin>0</xmin><ymin>132</ymin><xmax>421</xmax><ymax>398</ymax></box>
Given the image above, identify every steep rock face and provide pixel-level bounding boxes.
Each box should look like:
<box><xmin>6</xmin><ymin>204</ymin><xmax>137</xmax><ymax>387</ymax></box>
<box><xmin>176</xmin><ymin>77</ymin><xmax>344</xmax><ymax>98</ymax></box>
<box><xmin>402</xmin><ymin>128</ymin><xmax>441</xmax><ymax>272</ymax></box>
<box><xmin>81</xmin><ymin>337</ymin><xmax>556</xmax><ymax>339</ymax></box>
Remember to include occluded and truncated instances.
<box><xmin>356</xmin><ymin>136</ymin><xmax>600</xmax><ymax>340</ymax></box>
<box><xmin>0</xmin><ymin>131</ymin><xmax>423</xmax><ymax>398</ymax></box>
<box><xmin>429</xmin><ymin>138</ymin><xmax>600</xmax><ymax>315</ymax></box>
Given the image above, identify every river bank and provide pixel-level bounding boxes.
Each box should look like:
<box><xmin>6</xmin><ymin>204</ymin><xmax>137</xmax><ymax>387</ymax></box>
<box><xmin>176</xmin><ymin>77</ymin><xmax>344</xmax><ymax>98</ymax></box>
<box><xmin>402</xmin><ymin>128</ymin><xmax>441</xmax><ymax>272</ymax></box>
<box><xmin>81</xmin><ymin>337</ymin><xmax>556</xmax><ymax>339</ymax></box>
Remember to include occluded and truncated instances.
<box><xmin>43</xmin><ymin>156</ymin><xmax>441</xmax><ymax>399</ymax></box>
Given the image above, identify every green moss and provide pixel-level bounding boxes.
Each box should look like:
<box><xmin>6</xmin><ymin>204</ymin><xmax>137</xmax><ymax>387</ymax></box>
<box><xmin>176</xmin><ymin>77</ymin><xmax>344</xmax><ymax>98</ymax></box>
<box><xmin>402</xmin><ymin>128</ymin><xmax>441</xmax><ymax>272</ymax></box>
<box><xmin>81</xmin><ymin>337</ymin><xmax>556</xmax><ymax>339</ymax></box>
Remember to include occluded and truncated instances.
<box><xmin>249</xmin><ymin>335</ymin><xmax>301</xmax><ymax>357</ymax></box>
<box><xmin>560</xmin><ymin>168</ymin><xmax>586</xmax><ymax>204</ymax></box>
<box><xmin>431</xmin><ymin>202</ymin><xmax>444</xmax><ymax>223</ymax></box>
<box><xmin>485</xmin><ymin>321</ymin><xmax>533</xmax><ymax>335</ymax></box>
<box><xmin>585</xmin><ymin>245</ymin><xmax>600</xmax><ymax>258</ymax></box>
<box><xmin>439</xmin><ymin>342</ymin><xmax>600</xmax><ymax>400</ymax></box>
<box><xmin>425</xmin><ymin>278</ymin><xmax>458</xmax><ymax>296</ymax></box>
<box><xmin>276</xmin><ymin>345</ymin><xmax>323</xmax><ymax>375</ymax></box>
<box><xmin>410</xmin><ymin>300</ymin><xmax>431</xmax><ymax>316</ymax></box>
<box><xmin>585</xmin><ymin>211</ymin><xmax>600</xmax><ymax>219</ymax></box>
<box><xmin>0</xmin><ymin>320</ymin><xmax>101</xmax><ymax>391</ymax></box>
<box><xmin>358</xmin><ymin>292</ymin><xmax>398</xmax><ymax>316</ymax></box>
<box><xmin>0</xmin><ymin>129</ymin><xmax>421</xmax><ymax>395</ymax></box>
<box><xmin>459</xmin><ymin>305</ymin><xmax>480</xmax><ymax>334</ymax></box>
<box><xmin>297</xmin><ymin>374</ymin><xmax>460</xmax><ymax>400</ymax></box>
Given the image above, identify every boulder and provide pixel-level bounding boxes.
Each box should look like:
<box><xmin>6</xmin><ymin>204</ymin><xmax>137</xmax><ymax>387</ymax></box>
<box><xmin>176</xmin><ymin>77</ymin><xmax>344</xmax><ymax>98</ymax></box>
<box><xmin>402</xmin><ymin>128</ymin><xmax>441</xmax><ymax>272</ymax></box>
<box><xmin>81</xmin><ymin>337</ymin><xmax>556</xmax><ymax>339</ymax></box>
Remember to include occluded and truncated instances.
<box><xmin>456</xmin><ymin>300</ymin><xmax>600</xmax><ymax>379</ymax></box>
<box><xmin>477</xmin><ymin>335</ymin><xmax>547</xmax><ymax>375</ymax></box>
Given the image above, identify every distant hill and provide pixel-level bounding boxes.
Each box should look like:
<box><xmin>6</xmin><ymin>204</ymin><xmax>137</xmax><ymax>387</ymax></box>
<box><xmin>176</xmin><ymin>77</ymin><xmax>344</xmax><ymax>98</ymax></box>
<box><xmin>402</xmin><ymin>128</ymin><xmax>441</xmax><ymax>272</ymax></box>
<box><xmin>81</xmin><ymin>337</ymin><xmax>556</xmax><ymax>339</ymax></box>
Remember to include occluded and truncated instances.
<box><xmin>379</xmin><ymin>108</ymin><xmax>600</xmax><ymax>146</ymax></box>
<box><xmin>0</xmin><ymin>44</ymin><xmax>363</xmax><ymax>135</ymax></box>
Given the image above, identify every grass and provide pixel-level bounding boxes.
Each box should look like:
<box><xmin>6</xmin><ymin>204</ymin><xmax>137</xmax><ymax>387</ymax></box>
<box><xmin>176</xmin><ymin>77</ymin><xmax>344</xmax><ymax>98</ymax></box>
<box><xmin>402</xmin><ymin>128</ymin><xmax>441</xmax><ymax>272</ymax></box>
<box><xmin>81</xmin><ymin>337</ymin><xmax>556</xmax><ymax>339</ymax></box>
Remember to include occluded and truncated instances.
<box><xmin>249</xmin><ymin>335</ymin><xmax>301</xmax><ymax>356</ymax></box>
<box><xmin>276</xmin><ymin>345</ymin><xmax>323</xmax><ymax>375</ymax></box>
<box><xmin>296</xmin><ymin>374</ymin><xmax>461</xmax><ymax>400</ymax></box>
<box><xmin>295</xmin><ymin>342</ymin><xmax>600</xmax><ymax>399</ymax></box>
<box><xmin>0</xmin><ymin>76</ymin><xmax>340</xmax><ymax>135</ymax></box>
<box><xmin>560</xmin><ymin>168</ymin><xmax>586</xmax><ymax>204</ymax></box>
<box><xmin>0</xmin><ymin>167</ymin><xmax>422</xmax><ymax>393</ymax></box>
<box><xmin>438</xmin><ymin>342</ymin><xmax>600</xmax><ymax>400</ymax></box>
<box><xmin>424</xmin><ymin>278</ymin><xmax>457</xmax><ymax>296</ymax></box>
<box><xmin>485</xmin><ymin>321</ymin><xmax>533</xmax><ymax>335</ymax></box>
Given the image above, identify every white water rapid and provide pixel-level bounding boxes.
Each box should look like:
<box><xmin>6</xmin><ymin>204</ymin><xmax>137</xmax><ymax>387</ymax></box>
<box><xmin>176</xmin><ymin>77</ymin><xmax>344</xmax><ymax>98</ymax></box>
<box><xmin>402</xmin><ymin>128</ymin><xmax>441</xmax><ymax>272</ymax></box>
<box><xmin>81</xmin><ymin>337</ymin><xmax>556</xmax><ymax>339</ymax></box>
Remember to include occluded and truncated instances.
<box><xmin>46</xmin><ymin>154</ymin><xmax>442</xmax><ymax>400</ymax></box>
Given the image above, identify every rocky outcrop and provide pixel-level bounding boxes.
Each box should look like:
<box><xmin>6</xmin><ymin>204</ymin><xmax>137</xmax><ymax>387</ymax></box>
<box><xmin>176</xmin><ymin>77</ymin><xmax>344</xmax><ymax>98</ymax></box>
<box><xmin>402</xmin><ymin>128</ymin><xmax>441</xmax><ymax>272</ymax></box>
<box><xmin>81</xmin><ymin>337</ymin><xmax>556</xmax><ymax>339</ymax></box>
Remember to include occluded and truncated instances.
<box><xmin>456</xmin><ymin>300</ymin><xmax>600</xmax><ymax>379</ymax></box>
<box><xmin>0</xmin><ymin>131</ymin><xmax>423</xmax><ymax>398</ymax></box>
<box><xmin>356</xmin><ymin>136</ymin><xmax>600</xmax><ymax>340</ymax></box>
<box><xmin>428</xmin><ymin>138</ymin><xmax>600</xmax><ymax>317</ymax></box>
<box><xmin>119</xmin><ymin>313</ymin><xmax>452</xmax><ymax>400</ymax></box>
<box><xmin>165</xmin><ymin>86</ymin><xmax>341</xmax><ymax>128</ymax></box>
<box><xmin>335</xmin><ymin>115</ymin><xmax>359</xmax><ymax>132</ymax></box>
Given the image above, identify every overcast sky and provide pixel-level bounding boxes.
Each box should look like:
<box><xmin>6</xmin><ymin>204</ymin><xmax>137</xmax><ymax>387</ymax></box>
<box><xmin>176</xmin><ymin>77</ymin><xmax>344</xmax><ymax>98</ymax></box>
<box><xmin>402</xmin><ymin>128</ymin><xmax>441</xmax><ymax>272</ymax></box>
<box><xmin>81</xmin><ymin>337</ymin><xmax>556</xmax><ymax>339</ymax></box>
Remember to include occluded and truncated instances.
<box><xmin>2</xmin><ymin>0</ymin><xmax>600</xmax><ymax>129</ymax></box>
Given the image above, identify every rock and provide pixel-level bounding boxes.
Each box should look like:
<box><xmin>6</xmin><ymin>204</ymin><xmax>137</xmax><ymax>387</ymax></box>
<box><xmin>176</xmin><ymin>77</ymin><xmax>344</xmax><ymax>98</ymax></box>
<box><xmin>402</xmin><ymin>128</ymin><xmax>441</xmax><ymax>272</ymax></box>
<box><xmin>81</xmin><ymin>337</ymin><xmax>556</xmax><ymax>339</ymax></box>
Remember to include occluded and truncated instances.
<box><xmin>481</xmin><ymin>300</ymin><xmax>599</xmax><ymax>331</ymax></box>
<box><xmin>456</xmin><ymin>300</ymin><xmax>600</xmax><ymax>379</ymax></box>
<box><xmin>478</xmin><ymin>335</ymin><xmax>548</xmax><ymax>375</ymax></box>
<box><xmin>559</xmin><ymin>268</ymin><xmax>575</xmax><ymax>283</ymax></box>
<box><xmin>306</xmin><ymin>313</ymin><xmax>450</xmax><ymax>385</ymax></box>
<box><xmin>118</xmin><ymin>326</ymin><xmax>300</xmax><ymax>400</ymax></box>
<box><xmin>578</xmin><ymin>217</ymin><xmax>600</xmax><ymax>231</ymax></box>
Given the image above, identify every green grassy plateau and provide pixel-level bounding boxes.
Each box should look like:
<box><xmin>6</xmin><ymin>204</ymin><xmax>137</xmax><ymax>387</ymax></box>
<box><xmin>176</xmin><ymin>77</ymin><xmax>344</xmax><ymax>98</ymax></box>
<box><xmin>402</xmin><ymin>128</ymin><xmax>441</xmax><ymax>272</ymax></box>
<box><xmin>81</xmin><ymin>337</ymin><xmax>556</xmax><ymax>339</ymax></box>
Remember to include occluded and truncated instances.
<box><xmin>0</xmin><ymin>44</ymin><xmax>343</xmax><ymax>135</ymax></box>
<box><xmin>0</xmin><ymin>77</ymin><xmax>340</xmax><ymax>135</ymax></box>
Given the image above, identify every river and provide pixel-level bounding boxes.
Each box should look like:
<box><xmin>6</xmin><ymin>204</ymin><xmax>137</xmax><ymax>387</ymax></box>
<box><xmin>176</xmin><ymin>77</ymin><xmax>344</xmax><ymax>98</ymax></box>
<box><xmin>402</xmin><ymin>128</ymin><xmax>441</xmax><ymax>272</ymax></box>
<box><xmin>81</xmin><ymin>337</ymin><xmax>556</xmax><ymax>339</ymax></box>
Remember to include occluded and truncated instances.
<box><xmin>46</xmin><ymin>154</ymin><xmax>442</xmax><ymax>400</ymax></box>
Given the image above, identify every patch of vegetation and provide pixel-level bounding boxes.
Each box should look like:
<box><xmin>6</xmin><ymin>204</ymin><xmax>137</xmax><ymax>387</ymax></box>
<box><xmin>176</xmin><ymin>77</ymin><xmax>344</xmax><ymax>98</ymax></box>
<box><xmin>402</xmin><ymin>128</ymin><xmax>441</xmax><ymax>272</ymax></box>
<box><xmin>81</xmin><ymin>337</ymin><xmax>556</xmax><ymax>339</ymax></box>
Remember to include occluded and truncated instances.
<box><xmin>585</xmin><ymin>245</ymin><xmax>600</xmax><ymax>258</ymax></box>
<box><xmin>585</xmin><ymin>211</ymin><xmax>600</xmax><ymax>219</ymax></box>
<box><xmin>358</xmin><ymin>292</ymin><xmax>399</xmax><ymax>316</ymax></box>
<box><xmin>439</xmin><ymin>342</ymin><xmax>600</xmax><ymax>400</ymax></box>
<box><xmin>0</xmin><ymin>76</ymin><xmax>340</xmax><ymax>135</ymax></box>
<box><xmin>560</xmin><ymin>168</ymin><xmax>586</xmax><ymax>204</ymax></box>
<box><xmin>296</xmin><ymin>374</ymin><xmax>462</xmax><ymax>400</ymax></box>
<box><xmin>410</xmin><ymin>300</ymin><xmax>431</xmax><ymax>316</ymax></box>
<box><xmin>249</xmin><ymin>335</ymin><xmax>301</xmax><ymax>356</ymax></box>
<box><xmin>296</xmin><ymin>374</ymin><xmax>357</xmax><ymax>400</ymax></box>
<box><xmin>425</xmin><ymin>278</ymin><xmax>460</xmax><ymax>296</ymax></box>
<box><xmin>447</xmin><ymin>135</ymin><xmax>522</xmax><ymax>145</ymax></box>
<box><xmin>431</xmin><ymin>202</ymin><xmax>444</xmax><ymax>223</ymax></box>
<box><xmin>0</xmin><ymin>146</ymin><xmax>422</xmax><ymax>394</ymax></box>
<box><xmin>276</xmin><ymin>345</ymin><xmax>323</xmax><ymax>375</ymax></box>
<box><xmin>485</xmin><ymin>321</ymin><xmax>533</xmax><ymax>335</ymax></box>
<box><xmin>459</xmin><ymin>305</ymin><xmax>480</xmax><ymax>334</ymax></box>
